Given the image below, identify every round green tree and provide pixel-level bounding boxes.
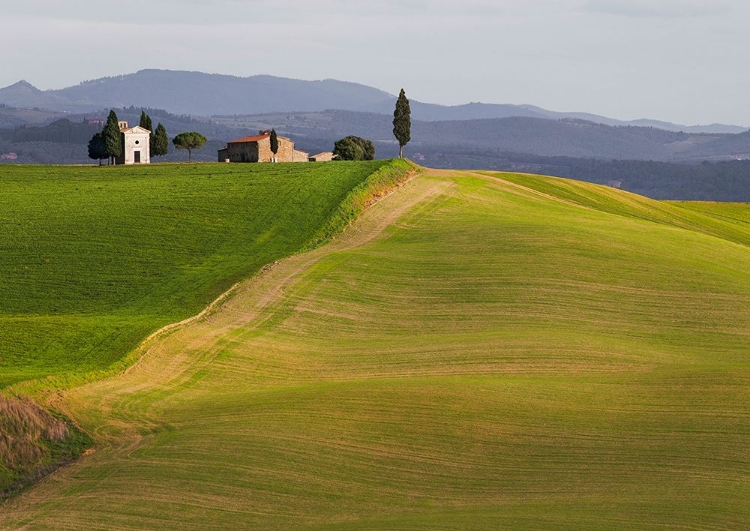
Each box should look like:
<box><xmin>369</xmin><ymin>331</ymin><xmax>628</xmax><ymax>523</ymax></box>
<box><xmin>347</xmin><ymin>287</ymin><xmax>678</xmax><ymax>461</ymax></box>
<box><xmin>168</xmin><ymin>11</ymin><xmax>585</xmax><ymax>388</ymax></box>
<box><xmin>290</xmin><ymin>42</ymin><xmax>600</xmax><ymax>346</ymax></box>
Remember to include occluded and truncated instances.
<box><xmin>87</xmin><ymin>132</ymin><xmax>107</xmax><ymax>165</ymax></box>
<box><xmin>172</xmin><ymin>132</ymin><xmax>207</xmax><ymax>162</ymax></box>
<box><xmin>333</xmin><ymin>136</ymin><xmax>375</xmax><ymax>161</ymax></box>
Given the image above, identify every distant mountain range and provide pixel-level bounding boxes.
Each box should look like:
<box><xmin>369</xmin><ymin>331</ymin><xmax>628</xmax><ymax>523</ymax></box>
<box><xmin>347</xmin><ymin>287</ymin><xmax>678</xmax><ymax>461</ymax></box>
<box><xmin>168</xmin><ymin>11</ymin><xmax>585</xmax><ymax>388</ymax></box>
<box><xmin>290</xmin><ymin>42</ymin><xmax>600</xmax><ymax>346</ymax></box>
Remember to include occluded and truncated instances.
<box><xmin>0</xmin><ymin>69</ymin><xmax>746</xmax><ymax>134</ymax></box>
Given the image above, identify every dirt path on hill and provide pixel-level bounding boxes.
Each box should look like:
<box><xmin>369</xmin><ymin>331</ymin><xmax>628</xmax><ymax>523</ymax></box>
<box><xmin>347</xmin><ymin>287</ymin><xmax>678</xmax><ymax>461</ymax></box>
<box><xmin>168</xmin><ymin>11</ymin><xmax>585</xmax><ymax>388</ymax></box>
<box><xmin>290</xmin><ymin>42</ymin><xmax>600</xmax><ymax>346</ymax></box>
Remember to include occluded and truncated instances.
<box><xmin>114</xmin><ymin>168</ymin><xmax>449</xmax><ymax>379</ymax></box>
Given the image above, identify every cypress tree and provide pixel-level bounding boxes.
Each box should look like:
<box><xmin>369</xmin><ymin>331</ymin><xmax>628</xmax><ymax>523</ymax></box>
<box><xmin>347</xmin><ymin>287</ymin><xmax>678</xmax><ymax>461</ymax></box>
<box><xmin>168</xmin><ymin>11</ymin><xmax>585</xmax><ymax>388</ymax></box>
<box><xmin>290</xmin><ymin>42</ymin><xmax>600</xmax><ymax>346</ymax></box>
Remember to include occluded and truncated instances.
<box><xmin>270</xmin><ymin>129</ymin><xmax>279</xmax><ymax>161</ymax></box>
<box><xmin>139</xmin><ymin>110</ymin><xmax>152</xmax><ymax>132</ymax></box>
<box><xmin>139</xmin><ymin>111</ymin><xmax>154</xmax><ymax>156</ymax></box>
<box><xmin>392</xmin><ymin>88</ymin><xmax>411</xmax><ymax>159</ymax></box>
<box><xmin>152</xmin><ymin>123</ymin><xmax>169</xmax><ymax>157</ymax></box>
<box><xmin>102</xmin><ymin>110</ymin><xmax>123</xmax><ymax>165</ymax></box>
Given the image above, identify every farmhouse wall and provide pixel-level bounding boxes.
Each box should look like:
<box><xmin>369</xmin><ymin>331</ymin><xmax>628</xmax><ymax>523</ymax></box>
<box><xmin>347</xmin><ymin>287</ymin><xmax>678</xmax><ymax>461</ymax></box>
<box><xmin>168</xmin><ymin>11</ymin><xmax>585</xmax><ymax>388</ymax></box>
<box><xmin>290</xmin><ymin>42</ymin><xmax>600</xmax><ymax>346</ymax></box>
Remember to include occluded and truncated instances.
<box><xmin>222</xmin><ymin>133</ymin><xmax>307</xmax><ymax>163</ymax></box>
<box><xmin>309</xmin><ymin>152</ymin><xmax>334</xmax><ymax>162</ymax></box>
<box><xmin>226</xmin><ymin>135</ymin><xmax>300</xmax><ymax>162</ymax></box>
<box><xmin>257</xmin><ymin>137</ymin><xmax>296</xmax><ymax>162</ymax></box>
<box><xmin>226</xmin><ymin>141</ymin><xmax>260</xmax><ymax>162</ymax></box>
<box><xmin>293</xmin><ymin>149</ymin><xmax>310</xmax><ymax>163</ymax></box>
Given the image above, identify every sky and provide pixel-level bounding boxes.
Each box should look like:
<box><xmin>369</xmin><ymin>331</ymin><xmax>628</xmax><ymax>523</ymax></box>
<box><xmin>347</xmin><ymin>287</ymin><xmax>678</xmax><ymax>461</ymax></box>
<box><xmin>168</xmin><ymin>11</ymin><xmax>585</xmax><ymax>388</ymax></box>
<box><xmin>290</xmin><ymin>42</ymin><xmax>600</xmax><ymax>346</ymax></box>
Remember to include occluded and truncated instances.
<box><xmin>2</xmin><ymin>0</ymin><xmax>749</xmax><ymax>126</ymax></box>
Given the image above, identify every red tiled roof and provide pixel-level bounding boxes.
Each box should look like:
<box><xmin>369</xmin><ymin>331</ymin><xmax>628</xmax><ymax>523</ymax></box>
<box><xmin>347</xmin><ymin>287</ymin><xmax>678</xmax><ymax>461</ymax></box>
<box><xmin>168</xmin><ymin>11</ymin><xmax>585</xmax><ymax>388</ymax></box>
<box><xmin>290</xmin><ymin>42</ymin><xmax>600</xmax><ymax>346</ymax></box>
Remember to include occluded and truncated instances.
<box><xmin>228</xmin><ymin>133</ymin><xmax>270</xmax><ymax>144</ymax></box>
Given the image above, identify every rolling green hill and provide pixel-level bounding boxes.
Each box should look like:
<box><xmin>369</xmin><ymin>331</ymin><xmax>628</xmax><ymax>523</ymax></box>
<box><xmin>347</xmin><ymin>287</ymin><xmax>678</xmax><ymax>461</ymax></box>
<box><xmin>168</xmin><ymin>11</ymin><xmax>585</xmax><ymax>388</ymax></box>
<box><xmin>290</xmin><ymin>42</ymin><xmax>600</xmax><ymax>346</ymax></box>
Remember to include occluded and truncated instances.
<box><xmin>2</xmin><ymin>168</ymin><xmax>748</xmax><ymax>528</ymax></box>
<box><xmin>0</xmin><ymin>160</ymin><xmax>410</xmax><ymax>390</ymax></box>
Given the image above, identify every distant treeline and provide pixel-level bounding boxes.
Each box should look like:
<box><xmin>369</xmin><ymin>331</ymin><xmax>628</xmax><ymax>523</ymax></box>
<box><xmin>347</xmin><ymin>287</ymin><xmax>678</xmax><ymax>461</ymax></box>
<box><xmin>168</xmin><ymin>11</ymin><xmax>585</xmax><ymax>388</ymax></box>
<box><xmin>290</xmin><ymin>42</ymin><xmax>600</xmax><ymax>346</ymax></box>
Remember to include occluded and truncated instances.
<box><xmin>0</xmin><ymin>107</ymin><xmax>247</xmax><ymax>147</ymax></box>
<box><xmin>0</xmin><ymin>119</ymin><xmax>101</xmax><ymax>144</ymax></box>
<box><xmin>416</xmin><ymin>147</ymin><xmax>750</xmax><ymax>202</ymax></box>
<box><xmin>516</xmin><ymin>156</ymin><xmax>750</xmax><ymax>201</ymax></box>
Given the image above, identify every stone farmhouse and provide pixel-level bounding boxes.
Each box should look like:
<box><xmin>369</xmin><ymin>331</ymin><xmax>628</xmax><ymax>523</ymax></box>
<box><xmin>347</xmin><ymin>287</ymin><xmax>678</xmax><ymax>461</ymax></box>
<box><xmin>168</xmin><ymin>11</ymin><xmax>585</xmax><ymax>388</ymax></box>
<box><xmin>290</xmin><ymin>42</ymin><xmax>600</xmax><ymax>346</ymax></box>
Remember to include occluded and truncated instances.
<box><xmin>117</xmin><ymin>121</ymin><xmax>150</xmax><ymax>165</ymax></box>
<box><xmin>218</xmin><ymin>131</ymin><xmax>308</xmax><ymax>163</ymax></box>
<box><xmin>309</xmin><ymin>152</ymin><xmax>335</xmax><ymax>162</ymax></box>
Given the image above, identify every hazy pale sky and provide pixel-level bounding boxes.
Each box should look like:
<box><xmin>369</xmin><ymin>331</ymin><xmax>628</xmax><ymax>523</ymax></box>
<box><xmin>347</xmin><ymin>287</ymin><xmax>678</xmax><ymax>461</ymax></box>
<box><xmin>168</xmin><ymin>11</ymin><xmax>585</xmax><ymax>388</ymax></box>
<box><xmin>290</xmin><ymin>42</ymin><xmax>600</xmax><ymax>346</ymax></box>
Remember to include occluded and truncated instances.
<box><xmin>3</xmin><ymin>0</ymin><xmax>749</xmax><ymax>125</ymax></box>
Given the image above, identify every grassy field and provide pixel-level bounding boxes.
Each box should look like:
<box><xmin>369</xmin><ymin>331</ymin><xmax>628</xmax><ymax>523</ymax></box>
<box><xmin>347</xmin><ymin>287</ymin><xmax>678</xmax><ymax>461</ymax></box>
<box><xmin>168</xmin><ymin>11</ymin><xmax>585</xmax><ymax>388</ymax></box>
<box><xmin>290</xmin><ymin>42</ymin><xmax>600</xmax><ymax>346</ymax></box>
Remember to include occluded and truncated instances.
<box><xmin>0</xmin><ymin>160</ymin><xmax>407</xmax><ymax>389</ymax></box>
<box><xmin>2</xmin><ymin>169</ymin><xmax>749</xmax><ymax>528</ymax></box>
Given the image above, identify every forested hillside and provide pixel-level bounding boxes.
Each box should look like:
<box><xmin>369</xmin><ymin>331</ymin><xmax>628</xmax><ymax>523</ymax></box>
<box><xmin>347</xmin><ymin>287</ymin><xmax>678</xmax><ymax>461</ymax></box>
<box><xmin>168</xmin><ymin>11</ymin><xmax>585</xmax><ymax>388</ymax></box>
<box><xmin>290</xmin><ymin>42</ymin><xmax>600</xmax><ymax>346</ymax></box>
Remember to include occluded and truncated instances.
<box><xmin>1</xmin><ymin>70</ymin><xmax>744</xmax><ymax>133</ymax></box>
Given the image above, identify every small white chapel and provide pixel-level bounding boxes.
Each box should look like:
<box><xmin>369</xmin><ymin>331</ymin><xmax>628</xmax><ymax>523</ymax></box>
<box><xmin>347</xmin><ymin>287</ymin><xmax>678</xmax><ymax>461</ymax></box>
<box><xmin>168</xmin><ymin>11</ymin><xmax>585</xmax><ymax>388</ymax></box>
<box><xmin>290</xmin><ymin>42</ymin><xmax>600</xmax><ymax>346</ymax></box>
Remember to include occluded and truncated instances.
<box><xmin>117</xmin><ymin>121</ymin><xmax>151</xmax><ymax>165</ymax></box>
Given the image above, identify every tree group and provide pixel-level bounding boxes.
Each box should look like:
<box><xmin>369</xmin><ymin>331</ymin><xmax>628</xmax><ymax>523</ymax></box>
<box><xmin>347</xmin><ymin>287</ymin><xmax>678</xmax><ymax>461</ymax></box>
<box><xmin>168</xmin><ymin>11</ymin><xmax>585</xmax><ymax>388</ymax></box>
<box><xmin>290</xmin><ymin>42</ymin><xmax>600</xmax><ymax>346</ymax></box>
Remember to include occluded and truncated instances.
<box><xmin>140</xmin><ymin>111</ymin><xmax>169</xmax><ymax>158</ymax></box>
<box><xmin>88</xmin><ymin>109</ymin><xmax>168</xmax><ymax>165</ymax></box>
<box><xmin>139</xmin><ymin>111</ymin><xmax>152</xmax><ymax>134</ymax></box>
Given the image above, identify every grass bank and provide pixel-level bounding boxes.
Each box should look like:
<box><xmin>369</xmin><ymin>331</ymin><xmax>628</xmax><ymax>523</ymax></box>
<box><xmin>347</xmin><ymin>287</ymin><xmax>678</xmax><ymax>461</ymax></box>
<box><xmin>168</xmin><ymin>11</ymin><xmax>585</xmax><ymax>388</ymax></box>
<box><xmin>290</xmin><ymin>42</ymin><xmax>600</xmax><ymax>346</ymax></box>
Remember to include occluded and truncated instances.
<box><xmin>0</xmin><ymin>395</ymin><xmax>91</xmax><ymax>498</ymax></box>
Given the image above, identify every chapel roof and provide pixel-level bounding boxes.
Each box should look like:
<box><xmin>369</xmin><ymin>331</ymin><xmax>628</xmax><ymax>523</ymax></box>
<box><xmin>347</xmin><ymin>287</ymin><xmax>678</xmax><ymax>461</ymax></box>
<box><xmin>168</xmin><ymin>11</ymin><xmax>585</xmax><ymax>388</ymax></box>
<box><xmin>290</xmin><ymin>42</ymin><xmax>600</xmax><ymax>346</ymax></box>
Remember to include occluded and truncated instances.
<box><xmin>120</xmin><ymin>125</ymin><xmax>151</xmax><ymax>134</ymax></box>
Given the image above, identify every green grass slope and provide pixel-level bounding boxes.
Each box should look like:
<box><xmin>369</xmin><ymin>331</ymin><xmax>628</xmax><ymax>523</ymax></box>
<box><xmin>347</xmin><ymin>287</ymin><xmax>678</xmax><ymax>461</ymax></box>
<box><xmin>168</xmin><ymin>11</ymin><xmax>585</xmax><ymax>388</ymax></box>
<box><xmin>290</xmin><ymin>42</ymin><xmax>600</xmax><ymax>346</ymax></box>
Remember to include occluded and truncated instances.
<box><xmin>2</xmin><ymin>170</ymin><xmax>749</xmax><ymax>529</ymax></box>
<box><xmin>0</xmin><ymin>160</ymin><xmax>409</xmax><ymax>389</ymax></box>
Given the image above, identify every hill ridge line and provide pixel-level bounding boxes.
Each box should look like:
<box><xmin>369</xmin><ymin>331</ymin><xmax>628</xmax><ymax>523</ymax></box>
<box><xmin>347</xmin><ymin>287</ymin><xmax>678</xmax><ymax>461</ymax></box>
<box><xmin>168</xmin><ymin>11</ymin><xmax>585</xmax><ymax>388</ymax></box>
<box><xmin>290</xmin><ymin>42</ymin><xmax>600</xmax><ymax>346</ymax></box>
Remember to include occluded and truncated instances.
<box><xmin>120</xmin><ymin>168</ymin><xmax>427</xmax><ymax>379</ymax></box>
<box><xmin>479</xmin><ymin>171</ymin><xmax>750</xmax><ymax>250</ymax></box>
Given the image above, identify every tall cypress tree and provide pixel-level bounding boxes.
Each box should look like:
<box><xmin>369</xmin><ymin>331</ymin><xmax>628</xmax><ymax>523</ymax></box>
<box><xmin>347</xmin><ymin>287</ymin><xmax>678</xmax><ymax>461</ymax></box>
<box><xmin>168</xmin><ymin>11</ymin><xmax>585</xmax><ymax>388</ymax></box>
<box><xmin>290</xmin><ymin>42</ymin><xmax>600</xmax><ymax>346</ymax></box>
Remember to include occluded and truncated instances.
<box><xmin>152</xmin><ymin>123</ymin><xmax>169</xmax><ymax>157</ymax></box>
<box><xmin>102</xmin><ymin>110</ymin><xmax>123</xmax><ymax>165</ymax></box>
<box><xmin>139</xmin><ymin>111</ymin><xmax>154</xmax><ymax>156</ymax></box>
<box><xmin>270</xmin><ymin>129</ymin><xmax>279</xmax><ymax>161</ymax></box>
<box><xmin>139</xmin><ymin>110</ymin><xmax>152</xmax><ymax>132</ymax></box>
<box><xmin>392</xmin><ymin>88</ymin><xmax>411</xmax><ymax>159</ymax></box>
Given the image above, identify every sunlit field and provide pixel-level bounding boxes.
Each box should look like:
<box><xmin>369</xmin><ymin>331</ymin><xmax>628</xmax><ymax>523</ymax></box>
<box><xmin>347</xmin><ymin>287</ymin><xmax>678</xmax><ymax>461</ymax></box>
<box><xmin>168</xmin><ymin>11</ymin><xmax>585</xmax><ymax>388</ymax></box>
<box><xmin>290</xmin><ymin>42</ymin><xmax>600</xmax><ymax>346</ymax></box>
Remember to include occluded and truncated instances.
<box><xmin>3</xmin><ymin>169</ymin><xmax>748</xmax><ymax>528</ymax></box>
